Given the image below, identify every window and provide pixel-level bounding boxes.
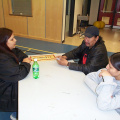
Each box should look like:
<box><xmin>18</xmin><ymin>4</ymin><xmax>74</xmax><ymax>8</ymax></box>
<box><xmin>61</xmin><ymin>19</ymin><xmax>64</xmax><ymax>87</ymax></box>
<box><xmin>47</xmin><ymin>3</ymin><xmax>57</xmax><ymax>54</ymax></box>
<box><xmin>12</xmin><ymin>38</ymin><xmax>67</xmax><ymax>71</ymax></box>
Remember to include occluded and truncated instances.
<box><xmin>9</xmin><ymin>0</ymin><xmax>32</xmax><ymax>16</ymax></box>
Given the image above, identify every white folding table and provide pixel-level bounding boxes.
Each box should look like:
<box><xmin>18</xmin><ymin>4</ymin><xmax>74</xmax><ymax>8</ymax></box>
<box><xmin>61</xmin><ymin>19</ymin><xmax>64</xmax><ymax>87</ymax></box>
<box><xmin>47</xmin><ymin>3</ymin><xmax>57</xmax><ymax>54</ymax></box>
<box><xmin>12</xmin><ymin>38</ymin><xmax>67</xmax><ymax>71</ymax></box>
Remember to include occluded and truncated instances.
<box><xmin>19</xmin><ymin>55</ymin><xmax>120</xmax><ymax>120</ymax></box>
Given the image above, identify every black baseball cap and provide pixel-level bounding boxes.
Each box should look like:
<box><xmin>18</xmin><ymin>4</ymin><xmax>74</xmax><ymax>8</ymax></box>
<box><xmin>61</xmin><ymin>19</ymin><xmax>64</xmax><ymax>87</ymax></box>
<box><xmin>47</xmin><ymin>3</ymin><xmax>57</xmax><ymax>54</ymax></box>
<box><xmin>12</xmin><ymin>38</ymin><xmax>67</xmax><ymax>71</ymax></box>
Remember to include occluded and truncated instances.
<box><xmin>83</xmin><ymin>26</ymin><xmax>99</xmax><ymax>38</ymax></box>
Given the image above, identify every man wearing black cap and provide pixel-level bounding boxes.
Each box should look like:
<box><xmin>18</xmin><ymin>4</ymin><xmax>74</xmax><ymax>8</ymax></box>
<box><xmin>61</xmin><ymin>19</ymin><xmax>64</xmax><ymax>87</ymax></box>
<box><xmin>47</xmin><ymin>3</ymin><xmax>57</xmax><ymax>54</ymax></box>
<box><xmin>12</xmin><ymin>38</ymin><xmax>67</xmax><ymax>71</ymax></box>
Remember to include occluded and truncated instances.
<box><xmin>56</xmin><ymin>26</ymin><xmax>108</xmax><ymax>75</ymax></box>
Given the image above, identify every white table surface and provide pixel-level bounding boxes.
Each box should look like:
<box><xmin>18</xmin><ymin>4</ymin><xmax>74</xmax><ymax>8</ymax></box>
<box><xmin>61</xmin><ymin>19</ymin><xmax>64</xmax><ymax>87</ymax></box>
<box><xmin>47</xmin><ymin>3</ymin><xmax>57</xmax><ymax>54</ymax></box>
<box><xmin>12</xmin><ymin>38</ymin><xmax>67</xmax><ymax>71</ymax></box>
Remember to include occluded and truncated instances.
<box><xmin>19</xmin><ymin>56</ymin><xmax>120</xmax><ymax>120</ymax></box>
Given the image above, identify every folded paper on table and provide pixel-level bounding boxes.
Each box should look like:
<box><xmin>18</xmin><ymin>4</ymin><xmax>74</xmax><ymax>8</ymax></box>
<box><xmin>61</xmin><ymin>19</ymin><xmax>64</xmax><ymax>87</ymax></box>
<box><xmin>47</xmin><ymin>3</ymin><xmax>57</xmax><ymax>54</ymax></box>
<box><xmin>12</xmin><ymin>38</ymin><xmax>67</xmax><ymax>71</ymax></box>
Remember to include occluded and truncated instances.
<box><xmin>30</xmin><ymin>54</ymin><xmax>55</xmax><ymax>61</ymax></box>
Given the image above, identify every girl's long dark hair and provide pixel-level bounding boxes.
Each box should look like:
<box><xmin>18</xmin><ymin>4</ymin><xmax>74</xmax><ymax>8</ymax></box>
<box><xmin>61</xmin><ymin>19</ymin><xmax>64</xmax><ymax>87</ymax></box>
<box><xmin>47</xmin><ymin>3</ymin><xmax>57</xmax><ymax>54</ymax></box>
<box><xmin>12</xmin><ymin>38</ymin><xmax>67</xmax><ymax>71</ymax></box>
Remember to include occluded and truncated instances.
<box><xmin>110</xmin><ymin>52</ymin><xmax>120</xmax><ymax>71</ymax></box>
<box><xmin>0</xmin><ymin>28</ymin><xmax>19</xmax><ymax>63</ymax></box>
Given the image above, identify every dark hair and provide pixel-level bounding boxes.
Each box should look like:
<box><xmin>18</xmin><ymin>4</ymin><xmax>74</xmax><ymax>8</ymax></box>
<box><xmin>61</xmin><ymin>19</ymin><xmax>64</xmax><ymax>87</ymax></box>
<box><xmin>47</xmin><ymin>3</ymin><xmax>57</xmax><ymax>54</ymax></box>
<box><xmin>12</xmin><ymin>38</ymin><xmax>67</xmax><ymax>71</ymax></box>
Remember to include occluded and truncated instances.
<box><xmin>0</xmin><ymin>28</ymin><xmax>13</xmax><ymax>50</ymax></box>
<box><xmin>110</xmin><ymin>52</ymin><xmax>120</xmax><ymax>71</ymax></box>
<box><xmin>0</xmin><ymin>28</ymin><xmax>19</xmax><ymax>63</ymax></box>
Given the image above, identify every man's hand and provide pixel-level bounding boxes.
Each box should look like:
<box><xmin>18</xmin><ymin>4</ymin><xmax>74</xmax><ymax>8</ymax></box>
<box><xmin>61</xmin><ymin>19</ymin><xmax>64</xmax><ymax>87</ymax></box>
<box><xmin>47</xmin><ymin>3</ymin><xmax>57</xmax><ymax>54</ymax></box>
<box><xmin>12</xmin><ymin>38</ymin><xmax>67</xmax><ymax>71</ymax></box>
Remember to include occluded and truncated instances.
<box><xmin>56</xmin><ymin>57</ymin><xmax>68</xmax><ymax>66</ymax></box>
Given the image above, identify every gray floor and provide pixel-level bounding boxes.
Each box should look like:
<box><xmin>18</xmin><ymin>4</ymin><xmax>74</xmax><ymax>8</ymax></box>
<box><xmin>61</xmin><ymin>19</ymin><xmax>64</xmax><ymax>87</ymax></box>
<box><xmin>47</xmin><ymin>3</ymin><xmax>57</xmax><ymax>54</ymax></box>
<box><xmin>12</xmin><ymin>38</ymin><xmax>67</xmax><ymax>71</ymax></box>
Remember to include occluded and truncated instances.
<box><xmin>15</xmin><ymin>36</ymin><xmax>113</xmax><ymax>56</ymax></box>
<box><xmin>0</xmin><ymin>112</ymin><xmax>12</xmax><ymax>120</ymax></box>
<box><xmin>15</xmin><ymin>36</ymin><xmax>77</xmax><ymax>55</ymax></box>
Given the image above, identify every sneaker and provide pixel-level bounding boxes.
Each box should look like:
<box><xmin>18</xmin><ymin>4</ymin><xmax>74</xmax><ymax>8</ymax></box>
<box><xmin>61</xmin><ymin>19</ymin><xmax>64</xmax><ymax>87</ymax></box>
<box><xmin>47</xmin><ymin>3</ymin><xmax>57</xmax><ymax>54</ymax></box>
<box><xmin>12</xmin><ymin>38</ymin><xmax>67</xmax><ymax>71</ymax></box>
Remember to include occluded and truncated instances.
<box><xmin>10</xmin><ymin>112</ymin><xmax>17</xmax><ymax>120</ymax></box>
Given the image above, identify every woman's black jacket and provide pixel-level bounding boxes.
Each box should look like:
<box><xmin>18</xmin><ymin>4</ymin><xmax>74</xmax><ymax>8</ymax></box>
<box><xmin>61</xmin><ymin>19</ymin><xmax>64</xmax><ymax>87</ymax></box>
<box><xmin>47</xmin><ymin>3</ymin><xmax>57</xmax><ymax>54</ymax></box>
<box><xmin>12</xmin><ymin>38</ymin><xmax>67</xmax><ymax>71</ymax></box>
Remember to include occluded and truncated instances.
<box><xmin>0</xmin><ymin>48</ymin><xmax>31</xmax><ymax>112</ymax></box>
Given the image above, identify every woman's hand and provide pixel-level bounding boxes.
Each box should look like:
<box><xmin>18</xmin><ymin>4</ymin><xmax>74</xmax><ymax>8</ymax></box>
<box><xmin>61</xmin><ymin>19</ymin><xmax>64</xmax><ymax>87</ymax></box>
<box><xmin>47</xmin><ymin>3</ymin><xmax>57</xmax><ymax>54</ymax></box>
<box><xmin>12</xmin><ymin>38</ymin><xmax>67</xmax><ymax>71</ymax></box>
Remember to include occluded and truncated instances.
<box><xmin>99</xmin><ymin>69</ymin><xmax>112</xmax><ymax>77</ymax></box>
<box><xmin>22</xmin><ymin>57</ymin><xmax>31</xmax><ymax>63</ymax></box>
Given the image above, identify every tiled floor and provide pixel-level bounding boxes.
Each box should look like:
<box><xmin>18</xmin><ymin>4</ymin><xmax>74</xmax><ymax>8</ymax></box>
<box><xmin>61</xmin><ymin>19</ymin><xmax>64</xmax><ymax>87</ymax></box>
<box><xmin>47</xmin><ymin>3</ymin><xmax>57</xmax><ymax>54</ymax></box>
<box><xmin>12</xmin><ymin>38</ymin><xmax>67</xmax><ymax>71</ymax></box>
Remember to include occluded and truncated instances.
<box><xmin>64</xmin><ymin>28</ymin><xmax>120</xmax><ymax>53</ymax></box>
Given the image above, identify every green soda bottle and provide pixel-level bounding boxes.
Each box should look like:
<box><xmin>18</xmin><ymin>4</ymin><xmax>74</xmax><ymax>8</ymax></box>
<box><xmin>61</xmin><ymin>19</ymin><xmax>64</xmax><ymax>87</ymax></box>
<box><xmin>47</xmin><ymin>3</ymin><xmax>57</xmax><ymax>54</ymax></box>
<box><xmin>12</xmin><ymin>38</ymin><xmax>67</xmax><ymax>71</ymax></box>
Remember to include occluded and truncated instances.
<box><xmin>32</xmin><ymin>58</ymin><xmax>39</xmax><ymax>79</ymax></box>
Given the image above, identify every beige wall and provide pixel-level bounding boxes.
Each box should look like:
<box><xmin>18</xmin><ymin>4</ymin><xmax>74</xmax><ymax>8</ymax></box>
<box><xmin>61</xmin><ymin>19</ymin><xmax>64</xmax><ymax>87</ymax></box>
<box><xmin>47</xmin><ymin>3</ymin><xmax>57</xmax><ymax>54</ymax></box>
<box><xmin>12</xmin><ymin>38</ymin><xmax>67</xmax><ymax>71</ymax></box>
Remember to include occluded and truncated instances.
<box><xmin>0</xmin><ymin>0</ymin><xmax>5</xmax><ymax>27</ymax></box>
<box><xmin>28</xmin><ymin>0</ymin><xmax>45</xmax><ymax>39</ymax></box>
<box><xmin>46</xmin><ymin>0</ymin><xmax>63</xmax><ymax>42</ymax></box>
<box><xmin>0</xmin><ymin>0</ymin><xmax>64</xmax><ymax>43</ymax></box>
<box><xmin>3</xmin><ymin>0</ymin><xmax>28</xmax><ymax>35</ymax></box>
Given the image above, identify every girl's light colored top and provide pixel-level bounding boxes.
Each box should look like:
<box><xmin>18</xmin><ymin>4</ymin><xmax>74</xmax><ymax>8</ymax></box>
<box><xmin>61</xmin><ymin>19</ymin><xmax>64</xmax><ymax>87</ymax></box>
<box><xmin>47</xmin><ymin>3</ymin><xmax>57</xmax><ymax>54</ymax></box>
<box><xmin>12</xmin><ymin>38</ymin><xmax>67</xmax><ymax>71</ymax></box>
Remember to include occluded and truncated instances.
<box><xmin>84</xmin><ymin>69</ymin><xmax>120</xmax><ymax>114</ymax></box>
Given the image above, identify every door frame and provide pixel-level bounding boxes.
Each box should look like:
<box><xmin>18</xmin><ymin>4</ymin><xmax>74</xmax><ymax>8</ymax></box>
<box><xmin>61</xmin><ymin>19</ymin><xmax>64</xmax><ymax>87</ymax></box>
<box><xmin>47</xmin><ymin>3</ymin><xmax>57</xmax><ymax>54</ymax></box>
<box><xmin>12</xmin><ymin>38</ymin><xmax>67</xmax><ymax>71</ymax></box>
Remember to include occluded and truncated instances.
<box><xmin>69</xmin><ymin>0</ymin><xmax>75</xmax><ymax>37</ymax></box>
<box><xmin>98</xmin><ymin>0</ymin><xmax>120</xmax><ymax>28</ymax></box>
<box><xmin>98</xmin><ymin>0</ymin><xmax>116</xmax><ymax>26</ymax></box>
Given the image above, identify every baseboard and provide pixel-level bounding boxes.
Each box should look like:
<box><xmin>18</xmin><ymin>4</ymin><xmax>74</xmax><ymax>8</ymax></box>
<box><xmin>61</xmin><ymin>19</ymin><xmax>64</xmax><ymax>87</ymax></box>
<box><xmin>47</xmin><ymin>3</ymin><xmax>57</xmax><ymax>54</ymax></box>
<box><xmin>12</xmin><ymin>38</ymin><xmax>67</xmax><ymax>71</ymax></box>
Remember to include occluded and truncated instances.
<box><xmin>14</xmin><ymin>33</ymin><xmax>61</xmax><ymax>43</ymax></box>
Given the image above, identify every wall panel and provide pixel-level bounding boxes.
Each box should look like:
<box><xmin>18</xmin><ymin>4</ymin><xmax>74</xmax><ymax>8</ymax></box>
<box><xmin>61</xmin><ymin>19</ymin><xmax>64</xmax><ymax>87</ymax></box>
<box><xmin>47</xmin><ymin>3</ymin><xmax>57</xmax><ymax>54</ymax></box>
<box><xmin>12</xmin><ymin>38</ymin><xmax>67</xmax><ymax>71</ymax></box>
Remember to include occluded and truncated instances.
<box><xmin>28</xmin><ymin>0</ymin><xmax>45</xmax><ymax>38</ymax></box>
<box><xmin>46</xmin><ymin>0</ymin><xmax>63</xmax><ymax>43</ymax></box>
<box><xmin>1</xmin><ymin>0</ymin><xmax>64</xmax><ymax>43</ymax></box>
<box><xmin>3</xmin><ymin>0</ymin><xmax>27</xmax><ymax>35</ymax></box>
<box><xmin>0</xmin><ymin>0</ymin><xmax>5</xmax><ymax>27</ymax></box>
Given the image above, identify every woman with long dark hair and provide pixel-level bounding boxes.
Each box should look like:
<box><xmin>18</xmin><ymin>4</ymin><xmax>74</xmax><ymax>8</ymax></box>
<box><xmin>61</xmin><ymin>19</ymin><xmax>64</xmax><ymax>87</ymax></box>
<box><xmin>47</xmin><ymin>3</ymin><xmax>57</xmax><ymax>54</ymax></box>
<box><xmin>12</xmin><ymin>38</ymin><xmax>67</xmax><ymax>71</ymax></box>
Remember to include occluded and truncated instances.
<box><xmin>84</xmin><ymin>52</ymin><xmax>120</xmax><ymax>114</ymax></box>
<box><xmin>0</xmin><ymin>28</ymin><xmax>31</xmax><ymax>112</ymax></box>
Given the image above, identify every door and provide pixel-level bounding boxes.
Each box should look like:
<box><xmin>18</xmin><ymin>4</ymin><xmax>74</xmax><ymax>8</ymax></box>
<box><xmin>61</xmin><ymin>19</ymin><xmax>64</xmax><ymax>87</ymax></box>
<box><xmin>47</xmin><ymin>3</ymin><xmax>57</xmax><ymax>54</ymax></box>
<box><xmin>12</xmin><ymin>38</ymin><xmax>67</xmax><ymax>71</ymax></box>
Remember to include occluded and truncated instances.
<box><xmin>98</xmin><ymin>0</ymin><xmax>120</xmax><ymax>28</ymax></box>
<box><xmin>114</xmin><ymin>0</ymin><xmax>120</xmax><ymax>27</ymax></box>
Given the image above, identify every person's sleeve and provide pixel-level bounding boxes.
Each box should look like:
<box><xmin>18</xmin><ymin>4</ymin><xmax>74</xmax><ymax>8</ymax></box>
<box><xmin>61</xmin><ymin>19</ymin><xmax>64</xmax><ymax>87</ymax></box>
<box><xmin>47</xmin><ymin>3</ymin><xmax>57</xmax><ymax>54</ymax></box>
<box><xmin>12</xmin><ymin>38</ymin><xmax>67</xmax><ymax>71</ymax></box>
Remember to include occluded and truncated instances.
<box><xmin>68</xmin><ymin>46</ymin><xmax>108</xmax><ymax>74</ymax></box>
<box><xmin>12</xmin><ymin>48</ymin><xmax>28</xmax><ymax>62</ymax></box>
<box><xmin>84</xmin><ymin>70</ymin><xmax>103</xmax><ymax>93</ymax></box>
<box><xmin>0</xmin><ymin>55</ymin><xmax>31</xmax><ymax>83</ymax></box>
<box><xmin>96</xmin><ymin>76</ymin><xmax>120</xmax><ymax>111</ymax></box>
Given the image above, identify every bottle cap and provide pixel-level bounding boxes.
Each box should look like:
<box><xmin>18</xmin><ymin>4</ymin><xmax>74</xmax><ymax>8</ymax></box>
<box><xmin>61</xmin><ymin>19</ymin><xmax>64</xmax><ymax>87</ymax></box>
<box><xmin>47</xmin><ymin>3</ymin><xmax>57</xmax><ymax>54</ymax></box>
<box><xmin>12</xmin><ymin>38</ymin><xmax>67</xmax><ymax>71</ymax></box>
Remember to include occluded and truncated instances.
<box><xmin>34</xmin><ymin>58</ymin><xmax>37</xmax><ymax>61</ymax></box>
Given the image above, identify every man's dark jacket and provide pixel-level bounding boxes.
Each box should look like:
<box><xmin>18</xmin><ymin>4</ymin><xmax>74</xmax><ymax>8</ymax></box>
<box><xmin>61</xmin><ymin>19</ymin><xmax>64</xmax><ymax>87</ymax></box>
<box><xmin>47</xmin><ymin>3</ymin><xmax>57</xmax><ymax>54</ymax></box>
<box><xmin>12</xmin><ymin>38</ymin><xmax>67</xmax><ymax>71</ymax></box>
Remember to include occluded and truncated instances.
<box><xmin>0</xmin><ymin>48</ymin><xmax>31</xmax><ymax>112</ymax></box>
<box><xmin>64</xmin><ymin>36</ymin><xmax>108</xmax><ymax>75</ymax></box>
